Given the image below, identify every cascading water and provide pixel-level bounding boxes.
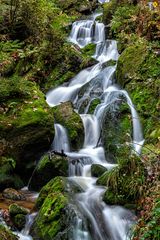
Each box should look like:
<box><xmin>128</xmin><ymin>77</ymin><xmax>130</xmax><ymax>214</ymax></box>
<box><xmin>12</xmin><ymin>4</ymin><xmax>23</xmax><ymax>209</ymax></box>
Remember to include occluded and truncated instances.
<box><xmin>46</xmin><ymin>7</ymin><xmax>144</xmax><ymax>240</ymax></box>
<box><xmin>52</xmin><ymin>123</ymin><xmax>70</xmax><ymax>152</ymax></box>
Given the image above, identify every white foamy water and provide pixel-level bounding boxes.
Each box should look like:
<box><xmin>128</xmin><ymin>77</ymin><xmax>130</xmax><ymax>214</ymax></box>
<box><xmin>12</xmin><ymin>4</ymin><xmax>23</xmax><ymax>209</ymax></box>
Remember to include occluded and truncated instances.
<box><xmin>46</xmin><ymin>7</ymin><xmax>143</xmax><ymax>239</ymax></box>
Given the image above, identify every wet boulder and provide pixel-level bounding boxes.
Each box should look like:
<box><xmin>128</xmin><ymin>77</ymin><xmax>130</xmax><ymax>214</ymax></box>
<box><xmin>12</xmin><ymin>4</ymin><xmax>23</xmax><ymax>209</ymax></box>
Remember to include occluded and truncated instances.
<box><xmin>36</xmin><ymin>176</ymin><xmax>66</xmax><ymax>209</ymax></box>
<box><xmin>28</xmin><ymin>153</ymin><xmax>68</xmax><ymax>191</ymax></box>
<box><xmin>91</xmin><ymin>164</ymin><xmax>107</xmax><ymax>178</ymax></box>
<box><xmin>53</xmin><ymin>102</ymin><xmax>84</xmax><ymax>150</ymax></box>
<box><xmin>9</xmin><ymin>204</ymin><xmax>29</xmax><ymax>230</ymax></box>
<box><xmin>31</xmin><ymin>177</ymin><xmax>74</xmax><ymax>240</ymax></box>
<box><xmin>2</xmin><ymin>188</ymin><xmax>26</xmax><ymax>201</ymax></box>
<box><xmin>0</xmin><ymin>77</ymin><xmax>54</xmax><ymax>182</ymax></box>
<box><xmin>9</xmin><ymin>203</ymin><xmax>29</xmax><ymax>216</ymax></box>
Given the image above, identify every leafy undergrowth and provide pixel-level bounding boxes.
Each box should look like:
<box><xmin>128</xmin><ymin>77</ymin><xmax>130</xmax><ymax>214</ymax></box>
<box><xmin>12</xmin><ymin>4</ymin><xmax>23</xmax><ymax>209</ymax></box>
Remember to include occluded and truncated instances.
<box><xmin>132</xmin><ymin>143</ymin><xmax>160</xmax><ymax>240</ymax></box>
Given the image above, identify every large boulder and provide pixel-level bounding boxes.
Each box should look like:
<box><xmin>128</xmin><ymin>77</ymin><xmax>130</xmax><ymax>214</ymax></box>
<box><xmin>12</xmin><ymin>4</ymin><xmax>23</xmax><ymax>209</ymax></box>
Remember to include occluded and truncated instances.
<box><xmin>116</xmin><ymin>41</ymin><xmax>147</xmax><ymax>87</ymax></box>
<box><xmin>9</xmin><ymin>203</ymin><xmax>29</xmax><ymax>216</ymax></box>
<box><xmin>0</xmin><ymin>76</ymin><xmax>54</xmax><ymax>181</ymax></box>
<box><xmin>31</xmin><ymin>177</ymin><xmax>75</xmax><ymax>240</ymax></box>
<box><xmin>9</xmin><ymin>204</ymin><xmax>29</xmax><ymax>230</ymax></box>
<box><xmin>28</xmin><ymin>153</ymin><xmax>68</xmax><ymax>191</ymax></box>
<box><xmin>53</xmin><ymin>102</ymin><xmax>84</xmax><ymax>150</ymax></box>
<box><xmin>2</xmin><ymin>188</ymin><xmax>26</xmax><ymax>201</ymax></box>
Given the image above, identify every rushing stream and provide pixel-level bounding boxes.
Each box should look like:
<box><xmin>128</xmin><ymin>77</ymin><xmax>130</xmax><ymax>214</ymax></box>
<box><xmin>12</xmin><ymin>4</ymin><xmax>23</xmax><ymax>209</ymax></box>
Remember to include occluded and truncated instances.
<box><xmin>9</xmin><ymin>2</ymin><xmax>144</xmax><ymax>240</ymax></box>
<box><xmin>46</xmin><ymin>6</ymin><xmax>144</xmax><ymax>240</ymax></box>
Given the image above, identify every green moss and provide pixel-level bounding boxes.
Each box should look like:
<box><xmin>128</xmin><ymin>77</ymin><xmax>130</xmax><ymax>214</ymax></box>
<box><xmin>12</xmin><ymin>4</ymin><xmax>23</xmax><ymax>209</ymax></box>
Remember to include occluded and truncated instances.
<box><xmin>91</xmin><ymin>164</ymin><xmax>107</xmax><ymax>178</ymax></box>
<box><xmin>13</xmin><ymin>214</ymin><xmax>26</xmax><ymax>230</ymax></box>
<box><xmin>0</xmin><ymin>75</ymin><xmax>54</xmax><ymax>181</ymax></box>
<box><xmin>97</xmin><ymin>153</ymin><xmax>145</xmax><ymax>205</ymax></box>
<box><xmin>29</xmin><ymin>154</ymin><xmax>68</xmax><ymax>191</ymax></box>
<box><xmin>88</xmin><ymin>98</ymin><xmax>101</xmax><ymax>114</ymax></box>
<box><xmin>81</xmin><ymin>43</ymin><xmax>96</xmax><ymax>57</ymax></box>
<box><xmin>9</xmin><ymin>203</ymin><xmax>29</xmax><ymax>216</ymax></box>
<box><xmin>33</xmin><ymin>192</ymin><xmax>68</xmax><ymax>239</ymax></box>
<box><xmin>102</xmin><ymin>101</ymin><xmax>132</xmax><ymax>160</ymax></box>
<box><xmin>31</xmin><ymin>177</ymin><xmax>69</xmax><ymax>240</ymax></box>
<box><xmin>53</xmin><ymin>101</ymin><xmax>84</xmax><ymax>150</ymax></box>
<box><xmin>36</xmin><ymin>176</ymin><xmax>66</xmax><ymax>209</ymax></box>
<box><xmin>116</xmin><ymin>41</ymin><xmax>148</xmax><ymax>86</ymax></box>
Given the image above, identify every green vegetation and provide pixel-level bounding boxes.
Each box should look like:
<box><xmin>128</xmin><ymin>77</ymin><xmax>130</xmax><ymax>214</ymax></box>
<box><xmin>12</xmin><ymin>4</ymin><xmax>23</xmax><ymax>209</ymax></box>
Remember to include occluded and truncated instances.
<box><xmin>31</xmin><ymin>177</ymin><xmax>70</xmax><ymax>240</ymax></box>
<box><xmin>28</xmin><ymin>154</ymin><xmax>68</xmax><ymax>191</ymax></box>
<box><xmin>36</xmin><ymin>176</ymin><xmax>66</xmax><ymax>209</ymax></box>
<box><xmin>102</xmin><ymin>1</ymin><xmax>160</xmax><ymax>238</ymax></box>
<box><xmin>97</xmin><ymin>152</ymin><xmax>145</xmax><ymax>205</ymax></box>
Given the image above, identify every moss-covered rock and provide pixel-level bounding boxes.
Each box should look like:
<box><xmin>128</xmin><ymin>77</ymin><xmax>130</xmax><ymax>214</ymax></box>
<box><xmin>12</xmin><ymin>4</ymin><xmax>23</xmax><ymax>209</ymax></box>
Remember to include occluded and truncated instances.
<box><xmin>116</xmin><ymin>41</ymin><xmax>148</xmax><ymax>86</ymax></box>
<box><xmin>0</xmin><ymin>75</ymin><xmax>54</xmax><ymax>181</ymax></box>
<box><xmin>43</xmin><ymin>43</ymin><xmax>97</xmax><ymax>91</ymax></box>
<box><xmin>81</xmin><ymin>43</ymin><xmax>96</xmax><ymax>57</ymax></box>
<box><xmin>36</xmin><ymin>176</ymin><xmax>66</xmax><ymax>209</ymax></box>
<box><xmin>31</xmin><ymin>177</ymin><xmax>72</xmax><ymax>240</ymax></box>
<box><xmin>91</xmin><ymin>164</ymin><xmax>107</xmax><ymax>178</ymax></box>
<box><xmin>28</xmin><ymin>154</ymin><xmax>68</xmax><ymax>191</ymax></box>
<box><xmin>8</xmin><ymin>204</ymin><xmax>29</xmax><ymax>230</ymax></box>
<box><xmin>9</xmin><ymin>203</ymin><xmax>29</xmax><ymax>216</ymax></box>
<box><xmin>2</xmin><ymin>188</ymin><xmax>26</xmax><ymax>201</ymax></box>
<box><xmin>0</xmin><ymin>224</ymin><xmax>18</xmax><ymax>240</ymax></box>
<box><xmin>116</xmin><ymin>41</ymin><xmax>160</xmax><ymax>143</ymax></box>
<box><xmin>53</xmin><ymin>101</ymin><xmax>84</xmax><ymax>150</ymax></box>
<box><xmin>88</xmin><ymin>98</ymin><xmax>101</xmax><ymax>114</ymax></box>
<box><xmin>13</xmin><ymin>214</ymin><xmax>26</xmax><ymax>230</ymax></box>
<box><xmin>102</xmin><ymin>100</ymin><xmax>132</xmax><ymax>161</ymax></box>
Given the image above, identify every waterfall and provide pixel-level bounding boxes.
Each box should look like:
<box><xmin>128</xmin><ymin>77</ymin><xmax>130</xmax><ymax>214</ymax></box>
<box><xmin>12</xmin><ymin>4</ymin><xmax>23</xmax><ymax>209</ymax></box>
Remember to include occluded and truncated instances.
<box><xmin>52</xmin><ymin>124</ymin><xmax>70</xmax><ymax>153</ymax></box>
<box><xmin>81</xmin><ymin>114</ymin><xmax>100</xmax><ymax>148</ymax></box>
<box><xmin>47</xmin><ymin>7</ymin><xmax>144</xmax><ymax>239</ymax></box>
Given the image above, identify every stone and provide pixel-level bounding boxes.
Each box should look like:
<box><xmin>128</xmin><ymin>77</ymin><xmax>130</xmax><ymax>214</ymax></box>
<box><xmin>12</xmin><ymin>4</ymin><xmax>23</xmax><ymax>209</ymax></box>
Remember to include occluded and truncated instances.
<box><xmin>9</xmin><ymin>203</ymin><xmax>29</xmax><ymax>216</ymax></box>
<box><xmin>2</xmin><ymin>188</ymin><xmax>26</xmax><ymax>201</ymax></box>
<box><xmin>31</xmin><ymin>177</ymin><xmax>74</xmax><ymax>240</ymax></box>
<box><xmin>28</xmin><ymin>154</ymin><xmax>68</xmax><ymax>191</ymax></box>
<box><xmin>91</xmin><ymin>164</ymin><xmax>107</xmax><ymax>177</ymax></box>
<box><xmin>53</xmin><ymin>101</ymin><xmax>84</xmax><ymax>150</ymax></box>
